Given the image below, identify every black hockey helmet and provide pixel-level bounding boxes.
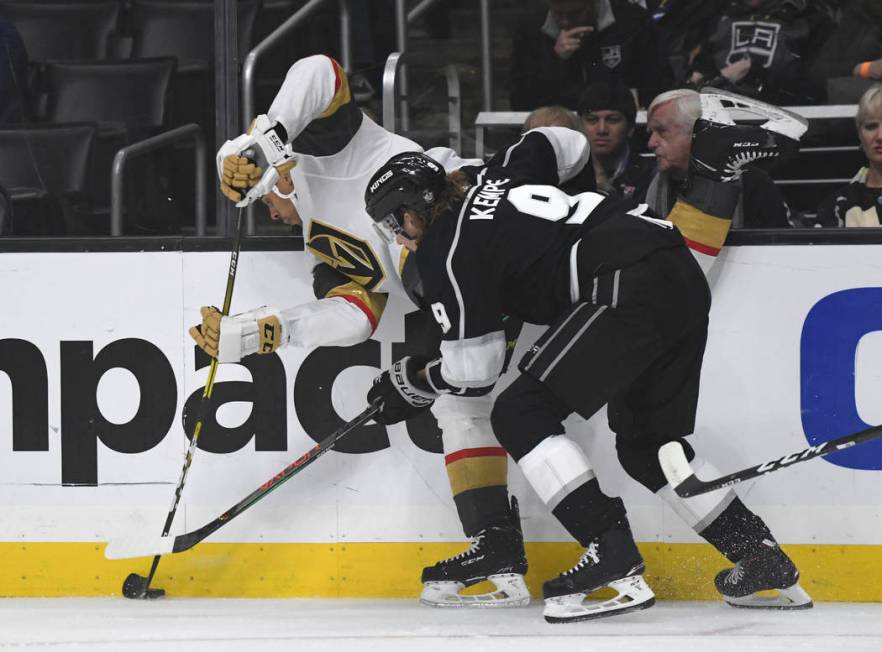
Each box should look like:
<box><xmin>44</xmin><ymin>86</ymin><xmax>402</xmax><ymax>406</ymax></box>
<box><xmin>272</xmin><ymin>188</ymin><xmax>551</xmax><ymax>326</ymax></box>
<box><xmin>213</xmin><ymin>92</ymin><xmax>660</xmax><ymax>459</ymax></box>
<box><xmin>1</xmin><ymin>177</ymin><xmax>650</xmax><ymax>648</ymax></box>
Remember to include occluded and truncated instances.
<box><xmin>364</xmin><ymin>152</ymin><xmax>447</xmax><ymax>243</ymax></box>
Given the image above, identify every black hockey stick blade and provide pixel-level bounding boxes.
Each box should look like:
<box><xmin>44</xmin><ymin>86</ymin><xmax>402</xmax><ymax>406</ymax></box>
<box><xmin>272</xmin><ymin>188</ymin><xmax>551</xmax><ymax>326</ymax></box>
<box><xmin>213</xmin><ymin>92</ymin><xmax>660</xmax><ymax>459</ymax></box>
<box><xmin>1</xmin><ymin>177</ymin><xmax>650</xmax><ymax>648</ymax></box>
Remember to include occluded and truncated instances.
<box><xmin>105</xmin><ymin>402</ymin><xmax>382</xmax><ymax>561</ymax></box>
<box><xmin>122</xmin><ymin>572</ymin><xmax>166</xmax><ymax>600</ymax></box>
<box><xmin>659</xmin><ymin>423</ymin><xmax>882</xmax><ymax>497</ymax></box>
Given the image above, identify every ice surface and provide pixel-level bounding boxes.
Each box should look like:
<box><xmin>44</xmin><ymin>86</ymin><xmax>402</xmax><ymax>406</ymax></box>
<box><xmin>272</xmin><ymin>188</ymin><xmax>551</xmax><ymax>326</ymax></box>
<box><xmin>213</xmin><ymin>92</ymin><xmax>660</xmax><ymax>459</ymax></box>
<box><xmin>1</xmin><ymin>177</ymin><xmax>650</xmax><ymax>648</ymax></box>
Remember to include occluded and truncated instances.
<box><xmin>0</xmin><ymin>599</ymin><xmax>880</xmax><ymax>652</ymax></box>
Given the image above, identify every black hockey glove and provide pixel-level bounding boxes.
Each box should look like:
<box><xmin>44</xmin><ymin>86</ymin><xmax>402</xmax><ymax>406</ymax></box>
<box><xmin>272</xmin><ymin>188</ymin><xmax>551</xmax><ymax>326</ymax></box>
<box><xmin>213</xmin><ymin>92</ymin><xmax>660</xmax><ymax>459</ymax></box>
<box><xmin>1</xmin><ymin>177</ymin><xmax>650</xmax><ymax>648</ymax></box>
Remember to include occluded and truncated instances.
<box><xmin>689</xmin><ymin>119</ymin><xmax>799</xmax><ymax>184</ymax></box>
<box><xmin>368</xmin><ymin>356</ymin><xmax>437</xmax><ymax>425</ymax></box>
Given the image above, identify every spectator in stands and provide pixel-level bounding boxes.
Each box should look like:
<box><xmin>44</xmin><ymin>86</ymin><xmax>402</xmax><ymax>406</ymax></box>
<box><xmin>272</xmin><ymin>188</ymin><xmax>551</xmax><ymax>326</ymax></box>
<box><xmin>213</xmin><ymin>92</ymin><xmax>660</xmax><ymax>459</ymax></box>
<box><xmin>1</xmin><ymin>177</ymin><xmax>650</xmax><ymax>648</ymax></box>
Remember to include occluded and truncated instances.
<box><xmin>509</xmin><ymin>0</ymin><xmax>669</xmax><ymax>111</ymax></box>
<box><xmin>650</xmin><ymin>0</ymin><xmax>727</xmax><ymax>85</ymax></box>
<box><xmin>578</xmin><ymin>78</ymin><xmax>654</xmax><ymax>199</ymax></box>
<box><xmin>0</xmin><ymin>16</ymin><xmax>28</xmax><ymax>122</ymax></box>
<box><xmin>686</xmin><ymin>0</ymin><xmax>833</xmax><ymax>104</ymax></box>
<box><xmin>806</xmin><ymin>0</ymin><xmax>882</xmax><ymax>103</ymax></box>
<box><xmin>816</xmin><ymin>84</ymin><xmax>882</xmax><ymax>227</ymax></box>
<box><xmin>643</xmin><ymin>89</ymin><xmax>793</xmax><ymax>231</ymax></box>
<box><xmin>521</xmin><ymin>104</ymin><xmax>597</xmax><ymax>192</ymax></box>
<box><xmin>522</xmin><ymin>104</ymin><xmax>582</xmax><ymax>132</ymax></box>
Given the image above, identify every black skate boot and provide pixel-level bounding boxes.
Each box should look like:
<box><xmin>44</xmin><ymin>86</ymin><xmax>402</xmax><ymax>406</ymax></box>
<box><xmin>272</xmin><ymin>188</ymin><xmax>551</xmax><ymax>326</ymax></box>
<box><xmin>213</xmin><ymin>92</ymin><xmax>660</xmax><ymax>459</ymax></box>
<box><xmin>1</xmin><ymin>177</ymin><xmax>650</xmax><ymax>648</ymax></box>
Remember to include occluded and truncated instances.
<box><xmin>715</xmin><ymin>540</ymin><xmax>813</xmax><ymax>609</ymax></box>
<box><xmin>542</xmin><ymin>518</ymin><xmax>655</xmax><ymax>623</ymax></box>
<box><xmin>420</xmin><ymin>496</ymin><xmax>529</xmax><ymax>608</ymax></box>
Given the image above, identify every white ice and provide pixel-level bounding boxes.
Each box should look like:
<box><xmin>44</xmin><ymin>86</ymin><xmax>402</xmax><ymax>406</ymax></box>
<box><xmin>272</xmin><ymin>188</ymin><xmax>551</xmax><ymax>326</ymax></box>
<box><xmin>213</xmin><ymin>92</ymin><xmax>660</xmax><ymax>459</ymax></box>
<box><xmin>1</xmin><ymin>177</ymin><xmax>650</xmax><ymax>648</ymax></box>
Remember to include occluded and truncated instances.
<box><xmin>1</xmin><ymin>599</ymin><xmax>881</xmax><ymax>652</ymax></box>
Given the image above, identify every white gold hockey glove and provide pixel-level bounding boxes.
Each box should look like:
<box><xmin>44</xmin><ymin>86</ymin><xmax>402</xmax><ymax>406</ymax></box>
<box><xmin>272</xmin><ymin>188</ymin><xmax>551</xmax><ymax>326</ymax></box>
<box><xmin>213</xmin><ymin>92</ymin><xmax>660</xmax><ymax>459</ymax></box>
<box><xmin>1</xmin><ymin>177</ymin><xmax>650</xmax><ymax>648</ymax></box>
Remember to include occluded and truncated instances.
<box><xmin>189</xmin><ymin>305</ymin><xmax>288</xmax><ymax>363</ymax></box>
<box><xmin>215</xmin><ymin>114</ymin><xmax>297</xmax><ymax>204</ymax></box>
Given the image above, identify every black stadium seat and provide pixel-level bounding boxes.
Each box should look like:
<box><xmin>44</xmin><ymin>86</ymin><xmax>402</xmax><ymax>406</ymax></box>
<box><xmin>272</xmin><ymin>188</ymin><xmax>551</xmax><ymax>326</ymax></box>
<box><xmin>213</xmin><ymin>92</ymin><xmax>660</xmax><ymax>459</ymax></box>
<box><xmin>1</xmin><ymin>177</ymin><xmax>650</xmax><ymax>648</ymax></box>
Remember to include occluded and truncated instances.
<box><xmin>0</xmin><ymin>123</ymin><xmax>97</xmax><ymax>234</ymax></box>
<box><xmin>42</xmin><ymin>59</ymin><xmax>178</xmax><ymax>231</ymax></box>
<box><xmin>0</xmin><ymin>1</ymin><xmax>120</xmax><ymax>63</ymax></box>
<box><xmin>44</xmin><ymin>58</ymin><xmax>176</xmax><ymax>137</ymax></box>
<box><xmin>0</xmin><ymin>184</ymin><xmax>11</xmax><ymax>235</ymax></box>
<box><xmin>129</xmin><ymin>0</ymin><xmax>259</xmax><ymax>72</ymax></box>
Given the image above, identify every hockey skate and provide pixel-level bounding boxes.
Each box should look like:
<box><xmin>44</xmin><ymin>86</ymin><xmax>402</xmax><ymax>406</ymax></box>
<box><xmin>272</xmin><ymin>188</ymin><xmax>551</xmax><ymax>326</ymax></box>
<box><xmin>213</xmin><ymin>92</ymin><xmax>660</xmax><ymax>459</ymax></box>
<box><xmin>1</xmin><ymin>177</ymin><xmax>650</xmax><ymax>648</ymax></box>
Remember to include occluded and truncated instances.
<box><xmin>542</xmin><ymin>521</ymin><xmax>655</xmax><ymax>623</ymax></box>
<box><xmin>690</xmin><ymin>88</ymin><xmax>809</xmax><ymax>183</ymax></box>
<box><xmin>715</xmin><ymin>540</ymin><xmax>813</xmax><ymax>610</ymax></box>
<box><xmin>420</xmin><ymin>496</ymin><xmax>529</xmax><ymax>608</ymax></box>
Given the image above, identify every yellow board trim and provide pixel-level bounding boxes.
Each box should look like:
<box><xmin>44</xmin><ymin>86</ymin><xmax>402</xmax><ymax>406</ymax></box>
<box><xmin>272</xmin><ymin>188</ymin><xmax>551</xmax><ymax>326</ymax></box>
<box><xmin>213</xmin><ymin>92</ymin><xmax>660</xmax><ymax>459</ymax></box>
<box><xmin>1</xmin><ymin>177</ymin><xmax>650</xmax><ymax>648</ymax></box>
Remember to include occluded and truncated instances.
<box><xmin>2</xmin><ymin>542</ymin><xmax>881</xmax><ymax>601</ymax></box>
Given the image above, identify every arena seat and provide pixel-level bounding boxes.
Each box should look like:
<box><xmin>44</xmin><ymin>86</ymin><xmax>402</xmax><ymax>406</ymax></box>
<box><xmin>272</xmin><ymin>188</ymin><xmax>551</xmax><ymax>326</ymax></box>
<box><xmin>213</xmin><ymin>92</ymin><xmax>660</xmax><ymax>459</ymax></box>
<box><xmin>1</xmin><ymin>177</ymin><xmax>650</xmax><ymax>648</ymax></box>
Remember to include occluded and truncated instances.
<box><xmin>44</xmin><ymin>58</ymin><xmax>176</xmax><ymax>137</ymax></box>
<box><xmin>0</xmin><ymin>1</ymin><xmax>120</xmax><ymax>62</ymax></box>
<box><xmin>0</xmin><ymin>123</ymin><xmax>97</xmax><ymax>235</ymax></box>
<box><xmin>42</xmin><ymin>59</ymin><xmax>180</xmax><ymax>232</ymax></box>
<box><xmin>129</xmin><ymin>0</ymin><xmax>259</xmax><ymax>72</ymax></box>
<box><xmin>0</xmin><ymin>184</ymin><xmax>11</xmax><ymax>235</ymax></box>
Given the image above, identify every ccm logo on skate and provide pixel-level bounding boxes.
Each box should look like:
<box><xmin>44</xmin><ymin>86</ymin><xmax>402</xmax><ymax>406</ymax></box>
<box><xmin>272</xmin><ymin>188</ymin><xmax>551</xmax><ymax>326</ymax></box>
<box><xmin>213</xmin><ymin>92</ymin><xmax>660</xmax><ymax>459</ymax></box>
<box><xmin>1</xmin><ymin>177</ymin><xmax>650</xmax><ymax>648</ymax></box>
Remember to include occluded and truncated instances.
<box><xmin>800</xmin><ymin>288</ymin><xmax>882</xmax><ymax>470</ymax></box>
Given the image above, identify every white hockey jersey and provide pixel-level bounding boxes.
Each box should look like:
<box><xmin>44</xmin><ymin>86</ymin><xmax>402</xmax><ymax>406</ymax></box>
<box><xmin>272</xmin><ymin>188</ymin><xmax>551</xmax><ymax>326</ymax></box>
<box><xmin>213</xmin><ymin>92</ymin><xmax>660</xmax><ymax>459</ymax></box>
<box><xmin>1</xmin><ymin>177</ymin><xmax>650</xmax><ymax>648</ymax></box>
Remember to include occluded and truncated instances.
<box><xmin>265</xmin><ymin>55</ymin><xmax>479</xmax><ymax>348</ymax></box>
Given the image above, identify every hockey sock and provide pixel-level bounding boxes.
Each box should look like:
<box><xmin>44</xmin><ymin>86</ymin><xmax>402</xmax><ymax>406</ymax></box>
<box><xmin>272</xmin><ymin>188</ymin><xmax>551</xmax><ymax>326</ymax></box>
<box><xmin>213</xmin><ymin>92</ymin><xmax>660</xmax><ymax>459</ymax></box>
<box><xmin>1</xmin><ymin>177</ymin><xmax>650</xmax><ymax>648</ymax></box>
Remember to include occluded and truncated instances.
<box><xmin>552</xmin><ymin>481</ymin><xmax>628</xmax><ymax>546</ymax></box>
<box><xmin>436</xmin><ymin>395</ymin><xmax>512</xmax><ymax>537</ymax></box>
<box><xmin>453</xmin><ymin>484</ymin><xmax>513</xmax><ymax>537</ymax></box>
<box><xmin>698</xmin><ymin>497</ymin><xmax>777</xmax><ymax>563</ymax></box>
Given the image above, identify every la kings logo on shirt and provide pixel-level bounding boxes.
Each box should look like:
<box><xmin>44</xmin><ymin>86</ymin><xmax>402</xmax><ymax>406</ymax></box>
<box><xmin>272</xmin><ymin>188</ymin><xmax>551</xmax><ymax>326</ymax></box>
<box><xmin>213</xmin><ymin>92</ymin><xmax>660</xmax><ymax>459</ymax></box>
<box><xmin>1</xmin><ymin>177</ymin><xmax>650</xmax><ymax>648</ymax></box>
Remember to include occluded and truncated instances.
<box><xmin>601</xmin><ymin>45</ymin><xmax>622</xmax><ymax>69</ymax></box>
<box><xmin>728</xmin><ymin>21</ymin><xmax>781</xmax><ymax>68</ymax></box>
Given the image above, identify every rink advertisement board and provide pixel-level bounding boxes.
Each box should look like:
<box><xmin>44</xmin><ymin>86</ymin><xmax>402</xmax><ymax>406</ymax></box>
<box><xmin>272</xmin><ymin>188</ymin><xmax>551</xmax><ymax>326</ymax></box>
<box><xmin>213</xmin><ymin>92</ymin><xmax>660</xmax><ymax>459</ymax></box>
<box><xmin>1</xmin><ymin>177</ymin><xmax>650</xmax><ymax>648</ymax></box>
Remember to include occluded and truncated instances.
<box><xmin>1</xmin><ymin>244</ymin><xmax>881</xmax><ymax>599</ymax></box>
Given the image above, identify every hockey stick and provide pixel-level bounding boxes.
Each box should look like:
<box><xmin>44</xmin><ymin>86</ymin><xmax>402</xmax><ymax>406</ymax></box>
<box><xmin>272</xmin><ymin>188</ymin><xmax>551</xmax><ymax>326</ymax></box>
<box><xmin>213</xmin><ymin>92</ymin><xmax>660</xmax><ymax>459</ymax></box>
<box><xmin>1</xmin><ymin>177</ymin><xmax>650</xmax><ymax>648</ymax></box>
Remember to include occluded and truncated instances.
<box><xmin>659</xmin><ymin>423</ymin><xmax>882</xmax><ymax>498</ymax></box>
<box><xmin>121</xmin><ymin>206</ymin><xmax>246</xmax><ymax>600</ymax></box>
<box><xmin>105</xmin><ymin>401</ymin><xmax>381</xmax><ymax>560</ymax></box>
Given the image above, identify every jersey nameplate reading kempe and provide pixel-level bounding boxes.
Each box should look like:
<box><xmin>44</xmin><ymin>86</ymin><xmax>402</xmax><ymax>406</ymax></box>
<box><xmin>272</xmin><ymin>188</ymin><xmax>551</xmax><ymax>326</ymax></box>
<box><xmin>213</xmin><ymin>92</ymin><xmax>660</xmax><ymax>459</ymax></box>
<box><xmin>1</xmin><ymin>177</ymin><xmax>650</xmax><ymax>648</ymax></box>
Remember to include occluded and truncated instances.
<box><xmin>469</xmin><ymin>178</ymin><xmax>510</xmax><ymax>220</ymax></box>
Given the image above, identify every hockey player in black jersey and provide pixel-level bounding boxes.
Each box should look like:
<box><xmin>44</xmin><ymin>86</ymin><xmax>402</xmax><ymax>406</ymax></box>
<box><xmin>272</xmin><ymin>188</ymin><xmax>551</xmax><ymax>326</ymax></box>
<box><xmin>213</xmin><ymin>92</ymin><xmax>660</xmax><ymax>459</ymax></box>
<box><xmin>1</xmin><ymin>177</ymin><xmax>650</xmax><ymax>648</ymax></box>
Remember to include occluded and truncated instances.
<box><xmin>363</xmin><ymin>92</ymin><xmax>811</xmax><ymax>621</ymax></box>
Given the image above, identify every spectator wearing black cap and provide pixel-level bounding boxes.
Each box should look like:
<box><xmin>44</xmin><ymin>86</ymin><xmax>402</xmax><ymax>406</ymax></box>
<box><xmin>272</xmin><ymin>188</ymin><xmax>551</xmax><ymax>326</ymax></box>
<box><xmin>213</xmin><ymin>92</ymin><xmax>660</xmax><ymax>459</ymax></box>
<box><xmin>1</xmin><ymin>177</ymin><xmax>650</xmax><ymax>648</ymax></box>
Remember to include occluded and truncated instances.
<box><xmin>578</xmin><ymin>79</ymin><xmax>654</xmax><ymax>199</ymax></box>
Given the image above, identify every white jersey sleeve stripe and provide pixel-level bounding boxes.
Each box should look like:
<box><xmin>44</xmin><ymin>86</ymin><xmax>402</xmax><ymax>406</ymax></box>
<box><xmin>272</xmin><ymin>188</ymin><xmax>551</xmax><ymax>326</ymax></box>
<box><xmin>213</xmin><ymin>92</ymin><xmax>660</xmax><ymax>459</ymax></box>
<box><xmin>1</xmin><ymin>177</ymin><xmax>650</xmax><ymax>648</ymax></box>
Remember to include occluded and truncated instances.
<box><xmin>446</xmin><ymin>186</ymin><xmax>480</xmax><ymax>340</ymax></box>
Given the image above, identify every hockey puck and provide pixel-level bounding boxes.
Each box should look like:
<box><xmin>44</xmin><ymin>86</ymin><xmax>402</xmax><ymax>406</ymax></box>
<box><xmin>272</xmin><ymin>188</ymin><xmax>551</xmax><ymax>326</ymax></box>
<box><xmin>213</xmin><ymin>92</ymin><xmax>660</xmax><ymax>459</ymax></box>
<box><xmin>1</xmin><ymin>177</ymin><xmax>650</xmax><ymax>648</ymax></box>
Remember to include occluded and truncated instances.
<box><xmin>122</xmin><ymin>572</ymin><xmax>166</xmax><ymax>600</ymax></box>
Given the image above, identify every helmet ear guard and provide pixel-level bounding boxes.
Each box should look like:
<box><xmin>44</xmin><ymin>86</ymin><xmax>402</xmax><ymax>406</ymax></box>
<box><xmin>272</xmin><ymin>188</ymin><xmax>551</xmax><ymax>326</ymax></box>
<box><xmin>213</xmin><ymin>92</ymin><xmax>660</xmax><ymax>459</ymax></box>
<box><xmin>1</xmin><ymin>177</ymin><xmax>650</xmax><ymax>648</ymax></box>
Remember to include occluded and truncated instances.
<box><xmin>365</xmin><ymin>152</ymin><xmax>447</xmax><ymax>242</ymax></box>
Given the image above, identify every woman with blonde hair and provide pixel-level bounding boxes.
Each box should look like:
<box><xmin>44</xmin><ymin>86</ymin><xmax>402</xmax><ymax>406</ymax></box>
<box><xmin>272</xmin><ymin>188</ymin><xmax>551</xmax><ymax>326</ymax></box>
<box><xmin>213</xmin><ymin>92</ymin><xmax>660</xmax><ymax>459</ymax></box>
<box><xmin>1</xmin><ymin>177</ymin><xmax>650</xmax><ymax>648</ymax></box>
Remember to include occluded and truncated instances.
<box><xmin>817</xmin><ymin>84</ymin><xmax>882</xmax><ymax>227</ymax></box>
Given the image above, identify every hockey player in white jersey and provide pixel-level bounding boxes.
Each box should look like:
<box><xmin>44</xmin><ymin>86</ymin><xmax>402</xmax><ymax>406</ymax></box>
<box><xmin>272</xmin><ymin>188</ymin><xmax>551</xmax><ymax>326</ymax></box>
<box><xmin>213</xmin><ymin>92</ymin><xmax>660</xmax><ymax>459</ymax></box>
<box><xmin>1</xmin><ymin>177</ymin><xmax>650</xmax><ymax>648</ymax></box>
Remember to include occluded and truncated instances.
<box><xmin>363</xmin><ymin>91</ymin><xmax>812</xmax><ymax>622</ymax></box>
<box><xmin>189</xmin><ymin>55</ymin><xmax>530</xmax><ymax>608</ymax></box>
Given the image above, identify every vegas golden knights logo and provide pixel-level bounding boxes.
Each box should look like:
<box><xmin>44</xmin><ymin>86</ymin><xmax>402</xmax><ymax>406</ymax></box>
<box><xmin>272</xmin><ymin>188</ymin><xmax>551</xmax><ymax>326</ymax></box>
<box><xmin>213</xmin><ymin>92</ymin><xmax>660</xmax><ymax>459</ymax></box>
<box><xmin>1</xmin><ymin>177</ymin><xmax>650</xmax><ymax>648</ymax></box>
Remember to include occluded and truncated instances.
<box><xmin>307</xmin><ymin>220</ymin><xmax>385</xmax><ymax>290</ymax></box>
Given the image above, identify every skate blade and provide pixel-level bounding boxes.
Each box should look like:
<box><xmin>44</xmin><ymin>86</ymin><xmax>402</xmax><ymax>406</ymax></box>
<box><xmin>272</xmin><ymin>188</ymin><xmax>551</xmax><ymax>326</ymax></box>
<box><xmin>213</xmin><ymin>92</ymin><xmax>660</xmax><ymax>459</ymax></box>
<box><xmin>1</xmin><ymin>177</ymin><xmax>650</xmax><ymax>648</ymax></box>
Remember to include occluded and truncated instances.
<box><xmin>724</xmin><ymin>582</ymin><xmax>813</xmax><ymax>610</ymax></box>
<box><xmin>544</xmin><ymin>575</ymin><xmax>655</xmax><ymax>623</ymax></box>
<box><xmin>420</xmin><ymin>573</ymin><xmax>530</xmax><ymax>608</ymax></box>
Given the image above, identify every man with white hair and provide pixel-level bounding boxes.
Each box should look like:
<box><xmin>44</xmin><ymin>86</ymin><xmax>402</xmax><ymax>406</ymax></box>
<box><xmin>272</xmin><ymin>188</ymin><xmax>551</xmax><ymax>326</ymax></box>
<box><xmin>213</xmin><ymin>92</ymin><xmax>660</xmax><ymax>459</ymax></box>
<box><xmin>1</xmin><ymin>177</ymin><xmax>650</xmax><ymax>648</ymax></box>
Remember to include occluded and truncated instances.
<box><xmin>643</xmin><ymin>88</ymin><xmax>794</xmax><ymax>270</ymax></box>
<box><xmin>637</xmin><ymin>87</ymin><xmax>811</xmax><ymax>609</ymax></box>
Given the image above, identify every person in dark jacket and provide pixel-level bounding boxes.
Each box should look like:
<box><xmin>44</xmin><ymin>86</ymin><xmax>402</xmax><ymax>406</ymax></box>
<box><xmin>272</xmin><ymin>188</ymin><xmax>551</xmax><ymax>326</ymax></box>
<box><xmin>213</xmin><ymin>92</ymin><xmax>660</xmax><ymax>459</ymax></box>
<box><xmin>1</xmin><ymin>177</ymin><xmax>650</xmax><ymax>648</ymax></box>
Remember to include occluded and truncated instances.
<box><xmin>642</xmin><ymin>89</ymin><xmax>793</xmax><ymax>235</ymax></box>
<box><xmin>577</xmin><ymin>78</ymin><xmax>655</xmax><ymax>200</ymax></box>
<box><xmin>650</xmin><ymin>0</ymin><xmax>727</xmax><ymax>85</ymax></box>
<box><xmin>686</xmin><ymin>0</ymin><xmax>833</xmax><ymax>104</ymax></box>
<box><xmin>509</xmin><ymin>0</ymin><xmax>670</xmax><ymax>111</ymax></box>
<box><xmin>806</xmin><ymin>0</ymin><xmax>882</xmax><ymax>102</ymax></box>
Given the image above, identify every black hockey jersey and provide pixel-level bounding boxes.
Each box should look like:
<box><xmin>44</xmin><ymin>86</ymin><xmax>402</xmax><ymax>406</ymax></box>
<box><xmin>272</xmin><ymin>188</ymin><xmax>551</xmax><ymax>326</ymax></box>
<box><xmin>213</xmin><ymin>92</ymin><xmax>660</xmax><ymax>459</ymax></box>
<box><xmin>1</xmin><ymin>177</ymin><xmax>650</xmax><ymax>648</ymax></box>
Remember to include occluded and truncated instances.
<box><xmin>415</xmin><ymin>130</ymin><xmax>685</xmax><ymax>397</ymax></box>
